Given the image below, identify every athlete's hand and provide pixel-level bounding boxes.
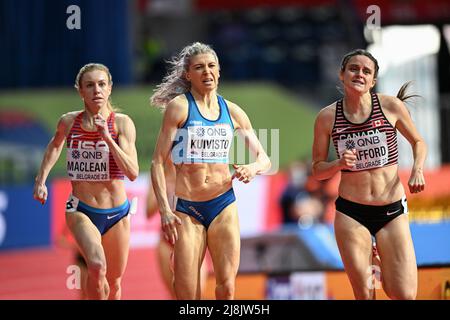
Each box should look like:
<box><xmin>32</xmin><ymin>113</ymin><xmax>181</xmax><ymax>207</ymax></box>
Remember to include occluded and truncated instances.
<box><xmin>339</xmin><ymin>149</ymin><xmax>357</xmax><ymax>170</ymax></box>
<box><xmin>33</xmin><ymin>182</ymin><xmax>47</xmax><ymax>205</ymax></box>
<box><xmin>232</xmin><ymin>164</ymin><xmax>257</xmax><ymax>184</ymax></box>
<box><xmin>161</xmin><ymin>211</ymin><xmax>182</xmax><ymax>245</ymax></box>
<box><xmin>408</xmin><ymin>168</ymin><xmax>425</xmax><ymax>194</ymax></box>
<box><xmin>94</xmin><ymin>114</ymin><xmax>111</xmax><ymax>140</ymax></box>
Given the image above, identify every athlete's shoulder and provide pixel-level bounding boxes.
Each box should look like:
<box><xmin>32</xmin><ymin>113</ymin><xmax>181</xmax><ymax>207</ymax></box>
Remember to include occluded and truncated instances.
<box><xmin>223</xmin><ymin>98</ymin><xmax>239</xmax><ymax>109</ymax></box>
<box><xmin>61</xmin><ymin>110</ymin><xmax>82</xmax><ymax>120</ymax></box>
<box><xmin>169</xmin><ymin>94</ymin><xmax>188</xmax><ymax>106</ymax></box>
<box><xmin>377</xmin><ymin>94</ymin><xmax>406</xmax><ymax>114</ymax></box>
<box><xmin>166</xmin><ymin>94</ymin><xmax>189</xmax><ymax>113</ymax></box>
<box><xmin>114</xmin><ymin>112</ymin><xmax>133</xmax><ymax>122</ymax></box>
<box><xmin>59</xmin><ymin>110</ymin><xmax>82</xmax><ymax>126</ymax></box>
<box><xmin>316</xmin><ymin>102</ymin><xmax>337</xmax><ymax>120</ymax></box>
<box><xmin>54</xmin><ymin>110</ymin><xmax>81</xmax><ymax>135</ymax></box>
<box><xmin>164</xmin><ymin>94</ymin><xmax>189</xmax><ymax>127</ymax></box>
<box><xmin>223</xmin><ymin>99</ymin><xmax>245</xmax><ymax>117</ymax></box>
<box><xmin>114</xmin><ymin>113</ymin><xmax>135</xmax><ymax>132</ymax></box>
<box><xmin>221</xmin><ymin>99</ymin><xmax>252</xmax><ymax>130</ymax></box>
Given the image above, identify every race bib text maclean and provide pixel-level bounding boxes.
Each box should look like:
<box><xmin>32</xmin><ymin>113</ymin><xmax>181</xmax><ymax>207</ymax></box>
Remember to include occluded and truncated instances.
<box><xmin>67</xmin><ymin>140</ymin><xmax>110</xmax><ymax>181</ymax></box>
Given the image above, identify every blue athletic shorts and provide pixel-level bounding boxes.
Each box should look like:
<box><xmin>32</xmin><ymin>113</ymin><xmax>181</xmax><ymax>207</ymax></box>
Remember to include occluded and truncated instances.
<box><xmin>66</xmin><ymin>194</ymin><xmax>130</xmax><ymax>235</ymax></box>
<box><xmin>175</xmin><ymin>188</ymin><xmax>236</xmax><ymax>229</ymax></box>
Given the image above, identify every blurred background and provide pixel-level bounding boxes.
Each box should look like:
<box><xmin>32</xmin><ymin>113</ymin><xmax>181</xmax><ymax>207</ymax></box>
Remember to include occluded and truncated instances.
<box><xmin>1</xmin><ymin>0</ymin><xmax>450</xmax><ymax>300</ymax></box>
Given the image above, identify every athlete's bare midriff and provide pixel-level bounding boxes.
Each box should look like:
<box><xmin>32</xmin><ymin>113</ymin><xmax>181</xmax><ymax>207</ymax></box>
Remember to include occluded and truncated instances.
<box><xmin>338</xmin><ymin>164</ymin><xmax>405</xmax><ymax>205</ymax></box>
<box><xmin>71</xmin><ymin>179</ymin><xmax>127</xmax><ymax>208</ymax></box>
<box><xmin>175</xmin><ymin>163</ymin><xmax>232</xmax><ymax>201</ymax></box>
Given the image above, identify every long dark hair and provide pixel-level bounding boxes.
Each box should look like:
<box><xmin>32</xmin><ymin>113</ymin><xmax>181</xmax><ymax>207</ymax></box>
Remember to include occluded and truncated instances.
<box><xmin>341</xmin><ymin>49</ymin><xmax>420</xmax><ymax>102</ymax></box>
<box><xmin>396</xmin><ymin>81</ymin><xmax>421</xmax><ymax>102</ymax></box>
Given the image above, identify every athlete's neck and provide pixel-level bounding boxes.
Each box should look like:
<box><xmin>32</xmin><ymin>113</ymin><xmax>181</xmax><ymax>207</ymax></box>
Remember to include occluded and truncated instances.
<box><xmin>190</xmin><ymin>89</ymin><xmax>217</xmax><ymax>110</ymax></box>
<box><xmin>83</xmin><ymin>105</ymin><xmax>111</xmax><ymax>119</ymax></box>
<box><xmin>343</xmin><ymin>91</ymin><xmax>372</xmax><ymax>115</ymax></box>
<box><xmin>83</xmin><ymin>106</ymin><xmax>111</xmax><ymax>127</ymax></box>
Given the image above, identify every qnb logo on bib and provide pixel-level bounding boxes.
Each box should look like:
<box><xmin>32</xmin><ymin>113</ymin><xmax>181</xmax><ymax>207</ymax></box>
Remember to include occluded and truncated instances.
<box><xmin>67</xmin><ymin>140</ymin><xmax>110</xmax><ymax>181</ymax></box>
<box><xmin>338</xmin><ymin>129</ymin><xmax>389</xmax><ymax>171</ymax></box>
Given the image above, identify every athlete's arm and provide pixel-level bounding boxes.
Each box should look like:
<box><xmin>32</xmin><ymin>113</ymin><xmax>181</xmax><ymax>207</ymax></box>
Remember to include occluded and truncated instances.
<box><xmin>146</xmin><ymin>160</ymin><xmax>176</xmax><ymax>219</ymax></box>
<box><xmin>386</xmin><ymin>96</ymin><xmax>427</xmax><ymax>193</ymax></box>
<box><xmin>33</xmin><ymin>113</ymin><xmax>73</xmax><ymax>204</ymax></box>
<box><xmin>311</xmin><ymin>105</ymin><xmax>356</xmax><ymax>180</ymax></box>
<box><xmin>146</xmin><ymin>174</ymin><xmax>159</xmax><ymax>219</ymax></box>
<box><xmin>101</xmin><ymin>114</ymin><xmax>139</xmax><ymax>181</ymax></box>
<box><xmin>228</xmin><ymin>101</ymin><xmax>271</xmax><ymax>183</ymax></box>
<box><xmin>151</xmin><ymin>98</ymin><xmax>185</xmax><ymax>244</ymax></box>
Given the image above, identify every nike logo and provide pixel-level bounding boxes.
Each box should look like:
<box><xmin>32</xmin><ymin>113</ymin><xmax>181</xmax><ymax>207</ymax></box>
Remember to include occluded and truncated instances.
<box><xmin>72</xmin><ymin>134</ymin><xmax>84</xmax><ymax>138</ymax></box>
<box><xmin>336</xmin><ymin>127</ymin><xmax>350</xmax><ymax>134</ymax></box>
<box><xmin>107</xmin><ymin>213</ymin><xmax>120</xmax><ymax>220</ymax></box>
<box><xmin>386</xmin><ymin>209</ymin><xmax>401</xmax><ymax>216</ymax></box>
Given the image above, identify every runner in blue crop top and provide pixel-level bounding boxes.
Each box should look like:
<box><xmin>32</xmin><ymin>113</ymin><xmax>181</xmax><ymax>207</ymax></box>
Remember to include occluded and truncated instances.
<box><xmin>150</xmin><ymin>42</ymin><xmax>271</xmax><ymax>300</ymax></box>
<box><xmin>171</xmin><ymin>91</ymin><xmax>234</xmax><ymax>165</ymax></box>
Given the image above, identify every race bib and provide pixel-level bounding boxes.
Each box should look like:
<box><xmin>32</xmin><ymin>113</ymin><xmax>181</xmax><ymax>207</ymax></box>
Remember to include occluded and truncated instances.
<box><xmin>337</xmin><ymin>129</ymin><xmax>389</xmax><ymax>171</ymax></box>
<box><xmin>185</xmin><ymin>124</ymin><xmax>233</xmax><ymax>163</ymax></box>
<box><xmin>67</xmin><ymin>140</ymin><xmax>110</xmax><ymax>181</ymax></box>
